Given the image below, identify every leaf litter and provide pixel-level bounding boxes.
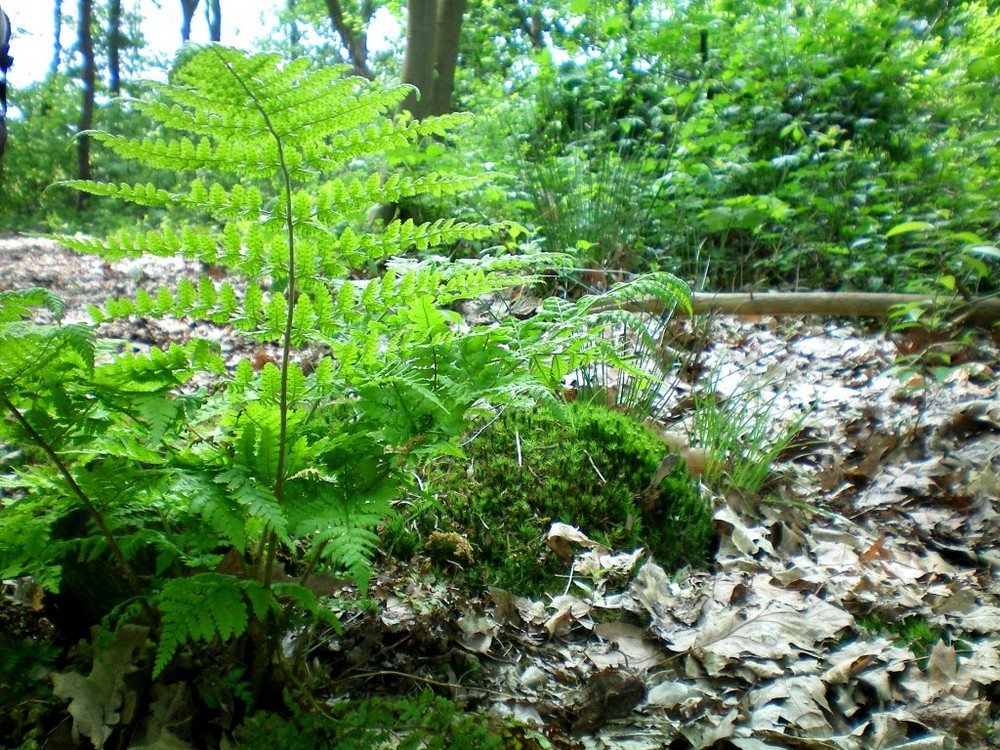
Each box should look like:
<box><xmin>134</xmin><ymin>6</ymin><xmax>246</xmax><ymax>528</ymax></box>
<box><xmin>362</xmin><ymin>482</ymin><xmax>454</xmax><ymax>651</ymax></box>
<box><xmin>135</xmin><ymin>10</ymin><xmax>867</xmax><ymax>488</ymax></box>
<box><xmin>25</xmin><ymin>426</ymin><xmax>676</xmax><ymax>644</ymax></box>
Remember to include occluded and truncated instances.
<box><xmin>2</xmin><ymin>237</ymin><xmax>1000</xmax><ymax>748</ymax></box>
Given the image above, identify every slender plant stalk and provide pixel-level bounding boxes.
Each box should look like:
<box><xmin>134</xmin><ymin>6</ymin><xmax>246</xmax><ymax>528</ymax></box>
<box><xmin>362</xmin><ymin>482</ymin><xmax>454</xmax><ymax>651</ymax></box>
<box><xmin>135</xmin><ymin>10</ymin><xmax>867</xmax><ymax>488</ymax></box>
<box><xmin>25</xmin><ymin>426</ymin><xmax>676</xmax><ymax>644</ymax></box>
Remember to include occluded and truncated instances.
<box><xmin>1</xmin><ymin>395</ymin><xmax>155</xmax><ymax>621</ymax></box>
<box><xmin>221</xmin><ymin>48</ymin><xmax>297</xmax><ymax>589</ymax></box>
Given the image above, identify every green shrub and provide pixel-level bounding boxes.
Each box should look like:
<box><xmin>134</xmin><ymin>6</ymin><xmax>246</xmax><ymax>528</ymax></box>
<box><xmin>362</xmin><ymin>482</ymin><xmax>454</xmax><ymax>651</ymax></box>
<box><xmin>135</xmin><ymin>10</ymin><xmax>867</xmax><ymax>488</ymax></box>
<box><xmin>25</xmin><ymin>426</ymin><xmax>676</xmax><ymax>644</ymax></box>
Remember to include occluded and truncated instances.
<box><xmin>411</xmin><ymin>401</ymin><xmax>715</xmax><ymax>593</ymax></box>
<box><xmin>0</xmin><ymin>46</ymin><xmax>559</xmax><ymax>701</ymax></box>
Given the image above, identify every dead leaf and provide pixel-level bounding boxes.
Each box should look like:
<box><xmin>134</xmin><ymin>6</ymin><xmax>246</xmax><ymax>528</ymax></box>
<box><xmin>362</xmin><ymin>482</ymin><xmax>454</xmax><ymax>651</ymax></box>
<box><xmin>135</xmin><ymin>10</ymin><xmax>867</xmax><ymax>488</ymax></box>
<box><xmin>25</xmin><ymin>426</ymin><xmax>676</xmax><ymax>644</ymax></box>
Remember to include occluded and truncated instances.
<box><xmin>544</xmin><ymin>595</ymin><xmax>593</xmax><ymax>637</ymax></box>
<box><xmin>570</xmin><ymin>667</ymin><xmax>646</xmax><ymax>734</ymax></box>
<box><xmin>456</xmin><ymin>613</ymin><xmax>498</xmax><ymax>653</ymax></box>
<box><xmin>925</xmin><ymin>640</ymin><xmax>957</xmax><ymax>694</ymax></box>
<box><xmin>593</xmin><ymin>621</ymin><xmax>667</xmax><ymax>669</ymax></box>
<box><xmin>51</xmin><ymin>625</ymin><xmax>149</xmax><ymax>749</ymax></box>
<box><xmin>749</xmin><ymin>675</ymin><xmax>833</xmax><ymax>733</ymax></box>
<box><xmin>546</xmin><ymin>522</ymin><xmax>608</xmax><ymax>562</ymax></box>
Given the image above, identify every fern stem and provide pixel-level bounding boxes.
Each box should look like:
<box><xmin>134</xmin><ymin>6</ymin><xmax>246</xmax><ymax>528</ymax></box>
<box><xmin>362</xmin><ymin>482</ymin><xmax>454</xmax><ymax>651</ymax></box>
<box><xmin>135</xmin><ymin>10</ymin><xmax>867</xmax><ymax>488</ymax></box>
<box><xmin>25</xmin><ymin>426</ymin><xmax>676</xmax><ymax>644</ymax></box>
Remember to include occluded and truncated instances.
<box><xmin>0</xmin><ymin>396</ymin><xmax>152</xmax><ymax>619</ymax></box>
<box><xmin>214</xmin><ymin>47</ymin><xmax>297</xmax><ymax>589</ymax></box>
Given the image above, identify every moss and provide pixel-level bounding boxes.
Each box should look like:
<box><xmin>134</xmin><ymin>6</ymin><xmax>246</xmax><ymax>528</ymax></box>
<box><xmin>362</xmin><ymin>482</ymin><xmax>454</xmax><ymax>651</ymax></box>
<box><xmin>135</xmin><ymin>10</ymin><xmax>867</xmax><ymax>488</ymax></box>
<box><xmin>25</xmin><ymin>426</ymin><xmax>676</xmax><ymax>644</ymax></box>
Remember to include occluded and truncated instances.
<box><xmin>406</xmin><ymin>401</ymin><xmax>715</xmax><ymax>593</ymax></box>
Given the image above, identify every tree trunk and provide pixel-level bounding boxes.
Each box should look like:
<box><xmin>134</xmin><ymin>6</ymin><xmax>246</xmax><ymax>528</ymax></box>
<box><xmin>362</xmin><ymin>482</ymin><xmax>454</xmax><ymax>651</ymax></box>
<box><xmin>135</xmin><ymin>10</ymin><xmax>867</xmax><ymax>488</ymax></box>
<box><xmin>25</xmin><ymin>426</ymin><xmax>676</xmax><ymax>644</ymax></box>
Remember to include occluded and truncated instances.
<box><xmin>285</xmin><ymin>0</ymin><xmax>300</xmax><ymax>57</ymax></box>
<box><xmin>323</xmin><ymin>0</ymin><xmax>372</xmax><ymax>79</ymax></box>
<box><xmin>50</xmin><ymin>0</ymin><xmax>64</xmax><ymax>76</ymax></box>
<box><xmin>399</xmin><ymin>0</ymin><xmax>437</xmax><ymax>119</ymax></box>
<box><xmin>180</xmin><ymin>0</ymin><xmax>199</xmax><ymax>42</ymax></box>
<box><xmin>107</xmin><ymin>0</ymin><xmax>122</xmax><ymax>94</ymax></box>
<box><xmin>206</xmin><ymin>0</ymin><xmax>221</xmax><ymax>42</ymax></box>
<box><xmin>428</xmin><ymin>0</ymin><xmax>465</xmax><ymax>116</ymax></box>
<box><xmin>372</xmin><ymin>0</ymin><xmax>465</xmax><ymax>225</ymax></box>
<box><xmin>76</xmin><ymin>0</ymin><xmax>95</xmax><ymax>209</ymax></box>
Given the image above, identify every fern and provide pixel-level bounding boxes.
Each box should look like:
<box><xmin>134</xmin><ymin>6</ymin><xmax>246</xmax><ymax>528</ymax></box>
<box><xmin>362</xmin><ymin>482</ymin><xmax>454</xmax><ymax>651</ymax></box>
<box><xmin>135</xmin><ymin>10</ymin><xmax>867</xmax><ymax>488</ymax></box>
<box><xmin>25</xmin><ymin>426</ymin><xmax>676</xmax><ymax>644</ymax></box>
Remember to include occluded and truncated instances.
<box><xmin>0</xmin><ymin>287</ymin><xmax>66</xmax><ymax>322</ymax></box>
<box><xmin>1</xmin><ymin>43</ymin><xmax>691</xmax><ymax>705</ymax></box>
<box><xmin>155</xmin><ymin>573</ymin><xmax>277</xmax><ymax>677</ymax></box>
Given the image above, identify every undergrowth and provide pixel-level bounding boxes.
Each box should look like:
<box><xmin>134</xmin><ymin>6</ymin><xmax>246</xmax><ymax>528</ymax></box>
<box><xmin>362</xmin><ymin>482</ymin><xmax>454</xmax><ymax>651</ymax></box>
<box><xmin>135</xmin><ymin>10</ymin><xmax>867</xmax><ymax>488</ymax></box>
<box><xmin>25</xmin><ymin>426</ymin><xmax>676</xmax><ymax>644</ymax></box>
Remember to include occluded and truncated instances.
<box><xmin>236</xmin><ymin>690</ymin><xmax>508</xmax><ymax>750</ymax></box>
<box><xmin>394</xmin><ymin>400</ymin><xmax>715</xmax><ymax>593</ymax></box>
<box><xmin>0</xmin><ymin>45</ymin><xmax>691</xmax><ymax>744</ymax></box>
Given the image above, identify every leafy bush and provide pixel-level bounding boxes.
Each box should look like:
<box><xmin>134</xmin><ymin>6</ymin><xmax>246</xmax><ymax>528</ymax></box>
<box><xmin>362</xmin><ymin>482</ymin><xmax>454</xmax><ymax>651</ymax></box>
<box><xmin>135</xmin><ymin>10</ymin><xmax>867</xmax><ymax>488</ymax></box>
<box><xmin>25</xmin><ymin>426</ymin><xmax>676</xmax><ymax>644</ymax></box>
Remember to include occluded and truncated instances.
<box><xmin>0</xmin><ymin>77</ymin><xmax>80</xmax><ymax>225</ymax></box>
<box><xmin>409</xmin><ymin>400</ymin><xmax>715</xmax><ymax>593</ymax></box>
<box><xmin>496</xmin><ymin>58</ymin><xmax>685</xmax><ymax>287</ymax></box>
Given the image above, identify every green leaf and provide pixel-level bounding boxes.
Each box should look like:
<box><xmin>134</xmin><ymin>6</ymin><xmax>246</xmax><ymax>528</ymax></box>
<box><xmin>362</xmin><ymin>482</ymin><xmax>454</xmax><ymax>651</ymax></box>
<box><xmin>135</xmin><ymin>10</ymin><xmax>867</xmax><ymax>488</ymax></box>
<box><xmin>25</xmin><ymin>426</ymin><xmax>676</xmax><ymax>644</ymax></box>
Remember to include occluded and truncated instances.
<box><xmin>965</xmin><ymin>244</ymin><xmax>1000</xmax><ymax>261</ymax></box>
<box><xmin>885</xmin><ymin>221</ymin><xmax>934</xmax><ymax>238</ymax></box>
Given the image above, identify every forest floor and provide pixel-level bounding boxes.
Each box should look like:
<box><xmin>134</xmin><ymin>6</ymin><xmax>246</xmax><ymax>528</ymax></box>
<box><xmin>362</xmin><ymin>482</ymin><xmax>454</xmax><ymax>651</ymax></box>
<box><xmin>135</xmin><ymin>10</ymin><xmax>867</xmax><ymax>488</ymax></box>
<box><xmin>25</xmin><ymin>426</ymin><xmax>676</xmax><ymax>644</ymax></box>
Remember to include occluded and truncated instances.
<box><xmin>2</xmin><ymin>236</ymin><xmax>1000</xmax><ymax>749</ymax></box>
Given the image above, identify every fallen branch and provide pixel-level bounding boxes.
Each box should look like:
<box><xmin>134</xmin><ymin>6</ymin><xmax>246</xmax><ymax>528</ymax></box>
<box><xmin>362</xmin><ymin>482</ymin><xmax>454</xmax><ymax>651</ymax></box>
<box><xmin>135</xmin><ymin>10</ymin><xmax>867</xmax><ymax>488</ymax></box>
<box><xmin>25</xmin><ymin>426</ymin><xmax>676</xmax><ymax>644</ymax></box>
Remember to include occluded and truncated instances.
<box><xmin>609</xmin><ymin>292</ymin><xmax>1000</xmax><ymax>326</ymax></box>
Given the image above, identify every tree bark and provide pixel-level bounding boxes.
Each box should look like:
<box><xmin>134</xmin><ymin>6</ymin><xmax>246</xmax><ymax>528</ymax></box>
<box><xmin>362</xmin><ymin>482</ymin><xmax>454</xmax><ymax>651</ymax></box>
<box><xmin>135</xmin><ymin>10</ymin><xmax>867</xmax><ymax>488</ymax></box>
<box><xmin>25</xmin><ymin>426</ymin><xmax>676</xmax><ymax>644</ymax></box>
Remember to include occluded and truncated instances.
<box><xmin>50</xmin><ymin>0</ymin><xmax>64</xmax><ymax>76</ymax></box>
<box><xmin>601</xmin><ymin>291</ymin><xmax>1000</xmax><ymax>327</ymax></box>
<box><xmin>76</xmin><ymin>0</ymin><xmax>95</xmax><ymax>208</ymax></box>
<box><xmin>428</xmin><ymin>0</ymin><xmax>465</xmax><ymax>115</ymax></box>
<box><xmin>323</xmin><ymin>0</ymin><xmax>372</xmax><ymax>79</ymax></box>
<box><xmin>206</xmin><ymin>0</ymin><xmax>221</xmax><ymax>42</ymax></box>
<box><xmin>400</xmin><ymin>0</ymin><xmax>437</xmax><ymax>119</ymax></box>
<box><xmin>180</xmin><ymin>0</ymin><xmax>199</xmax><ymax>42</ymax></box>
<box><xmin>107</xmin><ymin>0</ymin><xmax>121</xmax><ymax>94</ymax></box>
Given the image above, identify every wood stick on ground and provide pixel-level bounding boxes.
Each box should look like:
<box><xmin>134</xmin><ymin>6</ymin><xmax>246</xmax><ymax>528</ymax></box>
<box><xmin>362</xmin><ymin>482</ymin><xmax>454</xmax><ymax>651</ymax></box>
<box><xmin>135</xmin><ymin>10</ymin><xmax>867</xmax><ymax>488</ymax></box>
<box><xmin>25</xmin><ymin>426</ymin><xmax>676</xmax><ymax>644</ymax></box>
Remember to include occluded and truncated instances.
<box><xmin>603</xmin><ymin>292</ymin><xmax>1000</xmax><ymax>326</ymax></box>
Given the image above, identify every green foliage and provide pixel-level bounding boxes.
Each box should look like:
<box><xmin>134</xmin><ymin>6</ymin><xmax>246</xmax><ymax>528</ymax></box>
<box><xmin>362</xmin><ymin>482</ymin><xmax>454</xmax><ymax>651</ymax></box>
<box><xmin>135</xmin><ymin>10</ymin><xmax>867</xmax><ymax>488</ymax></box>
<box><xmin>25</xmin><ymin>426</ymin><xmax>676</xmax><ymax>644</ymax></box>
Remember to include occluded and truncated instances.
<box><xmin>493</xmin><ymin>56</ymin><xmax>683</xmax><ymax>287</ymax></box>
<box><xmin>879</xmin><ymin>220</ymin><xmax>999</xmax><ymax>383</ymax></box>
<box><xmin>236</xmin><ymin>690</ymin><xmax>507</xmax><ymax>750</ymax></box>
<box><xmin>410</xmin><ymin>401</ymin><xmax>714</xmax><ymax>593</ymax></box>
<box><xmin>0</xmin><ymin>77</ymin><xmax>81</xmax><ymax>225</ymax></box>
<box><xmin>0</xmin><ymin>45</ymin><xmax>573</xmax><ymax>696</ymax></box>
<box><xmin>0</xmin><ymin>47</ymin><xmax>694</xmax><ymax>742</ymax></box>
<box><xmin>858</xmin><ymin>613</ymin><xmax>956</xmax><ymax>668</ymax></box>
<box><xmin>499</xmin><ymin>272</ymin><xmax>692</xmax><ymax>423</ymax></box>
<box><xmin>459</xmin><ymin>0</ymin><xmax>999</xmax><ymax>295</ymax></box>
<box><xmin>0</xmin><ymin>631</ymin><xmax>61</xmax><ymax>744</ymax></box>
<box><xmin>883</xmin><ymin>221</ymin><xmax>1000</xmax><ymax>298</ymax></box>
<box><xmin>0</xmin><ymin>77</ymin><xmax>176</xmax><ymax>231</ymax></box>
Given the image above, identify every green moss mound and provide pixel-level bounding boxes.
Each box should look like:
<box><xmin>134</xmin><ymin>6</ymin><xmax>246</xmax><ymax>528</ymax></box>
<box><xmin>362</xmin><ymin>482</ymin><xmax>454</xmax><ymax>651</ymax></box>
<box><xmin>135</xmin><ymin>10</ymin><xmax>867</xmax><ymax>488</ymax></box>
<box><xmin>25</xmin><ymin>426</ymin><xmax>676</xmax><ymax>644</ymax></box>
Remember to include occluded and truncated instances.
<box><xmin>403</xmin><ymin>401</ymin><xmax>715</xmax><ymax>593</ymax></box>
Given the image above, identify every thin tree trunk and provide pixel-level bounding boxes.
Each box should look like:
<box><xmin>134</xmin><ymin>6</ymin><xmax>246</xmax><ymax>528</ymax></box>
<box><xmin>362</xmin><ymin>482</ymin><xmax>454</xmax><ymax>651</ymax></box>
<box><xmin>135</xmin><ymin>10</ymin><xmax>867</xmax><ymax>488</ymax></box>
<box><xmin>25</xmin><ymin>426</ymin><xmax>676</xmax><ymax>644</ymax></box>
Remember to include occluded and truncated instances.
<box><xmin>428</xmin><ymin>0</ymin><xmax>465</xmax><ymax>115</ymax></box>
<box><xmin>107</xmin><ymin>0</ymin><xmax>122</xmax><ymax>94</ymax></box>
<box><xmin>180</xmin><ymin>0</ymin><xmax>199</xmax><ymax>42</ymax></box>
<box><xmin>77</xmin><ymin>0</ymin><xmax>95</xmax><ymax>209</ymax></box>
<box><xmin>285</xmin><ymin>0</ymin><xmax>300</xmax><ymax>57</ymax></box>
<box><xmin>206</xmin><ymin>0</ymin><xmax>221</xmax><ymax>42</ymax></box>
<box><xmin>50</xmin><ymin>0</ymin><xmax>64</xmax><ymax>76</ymax></box>
<box><xmin>510</xmin><ymin>2</ymin><xmax>544</xmax><ymax>49</ymax></box>
<box><xmin>323</xmin><ymin>0</ymin><xmax>372</xmax><ymax>79</ymax></box>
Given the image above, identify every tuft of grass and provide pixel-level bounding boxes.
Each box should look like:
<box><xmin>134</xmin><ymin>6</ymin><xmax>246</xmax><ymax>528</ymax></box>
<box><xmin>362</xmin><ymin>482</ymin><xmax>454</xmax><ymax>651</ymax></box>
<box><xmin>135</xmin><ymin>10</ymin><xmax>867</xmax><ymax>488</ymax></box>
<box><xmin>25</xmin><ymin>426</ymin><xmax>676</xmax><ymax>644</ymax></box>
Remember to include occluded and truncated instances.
<box><xmin>687</xmin><ymin>370</ymin><xmax>807</xmax><ymax>493</ymax></box>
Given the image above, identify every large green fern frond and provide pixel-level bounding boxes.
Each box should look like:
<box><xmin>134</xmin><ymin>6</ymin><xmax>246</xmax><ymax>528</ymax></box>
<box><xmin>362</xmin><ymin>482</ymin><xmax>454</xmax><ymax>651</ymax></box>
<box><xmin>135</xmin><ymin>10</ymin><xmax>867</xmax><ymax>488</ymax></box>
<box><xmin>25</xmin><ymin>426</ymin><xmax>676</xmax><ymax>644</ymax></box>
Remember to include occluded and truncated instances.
<box><xmin>155</xmin><ymin>573</ymin><xmax>278</xmax><ymax>677</ymax></box>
